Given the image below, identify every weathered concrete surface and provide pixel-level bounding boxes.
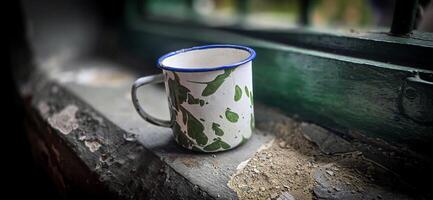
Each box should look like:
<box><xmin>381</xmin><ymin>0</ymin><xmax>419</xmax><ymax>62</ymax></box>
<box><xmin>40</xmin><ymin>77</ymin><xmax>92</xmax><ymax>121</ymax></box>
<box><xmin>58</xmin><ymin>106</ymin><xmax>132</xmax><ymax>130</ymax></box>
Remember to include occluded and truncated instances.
<box><xmin>51</xmin><ymin>64</ymin><xmax>275</xmax><ymax>199</ymax></box>
<box><xmin>21</xmin><ymin>63</ymin><xmax>432</xmax><ymax>199</ymax></box>
<box><xmin>29</xmin><ymin>79</ymin><xmax>218</xmax><ymax>199</ymax></box>
<box><xmin>228</xmin><ymin>105</ymin><xmax>421</xmax><ymax>200</ymax></box>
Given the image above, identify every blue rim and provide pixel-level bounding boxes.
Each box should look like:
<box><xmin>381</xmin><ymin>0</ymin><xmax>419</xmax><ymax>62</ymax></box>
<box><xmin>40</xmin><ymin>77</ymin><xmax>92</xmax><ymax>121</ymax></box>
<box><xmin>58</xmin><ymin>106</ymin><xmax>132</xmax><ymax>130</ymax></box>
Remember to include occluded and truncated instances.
<box><xmin>157</xmin><ymin>44</ymin><xmax>256</xmax><ymax>72</ymax></box>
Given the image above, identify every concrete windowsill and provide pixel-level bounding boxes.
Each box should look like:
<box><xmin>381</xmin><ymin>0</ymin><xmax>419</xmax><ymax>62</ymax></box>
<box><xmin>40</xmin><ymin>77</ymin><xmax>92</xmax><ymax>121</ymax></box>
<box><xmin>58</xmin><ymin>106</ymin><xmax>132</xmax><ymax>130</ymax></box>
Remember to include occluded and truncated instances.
<box><xmin>18</xmin><ymin>58</ymin><xmax>425</xmax><ymax>199</ymax></box>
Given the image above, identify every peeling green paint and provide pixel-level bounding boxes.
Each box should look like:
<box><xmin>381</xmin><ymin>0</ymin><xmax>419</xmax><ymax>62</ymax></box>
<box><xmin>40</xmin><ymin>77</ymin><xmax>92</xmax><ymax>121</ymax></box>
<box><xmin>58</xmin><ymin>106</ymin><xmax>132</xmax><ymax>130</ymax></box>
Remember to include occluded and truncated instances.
<box><xmin>234</xmin><ymin>85</ymin><xmax>242</xmax><ymax>101</ymax></box>
<box><xmin>212</xmin><ymin>122</ymin><xmax>224</xmax><ymax>136</ymax></box>
<box><xmin>225</xmin><ymin>108</ymin><xmax>239</xmax><ymax>123</ymax></box>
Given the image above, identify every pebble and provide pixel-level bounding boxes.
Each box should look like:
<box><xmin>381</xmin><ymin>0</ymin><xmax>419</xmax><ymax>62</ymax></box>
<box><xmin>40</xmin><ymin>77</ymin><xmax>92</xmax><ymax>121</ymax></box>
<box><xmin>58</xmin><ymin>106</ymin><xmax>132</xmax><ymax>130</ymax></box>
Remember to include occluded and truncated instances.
<box><xmin>326</xmin><ymin>170</ymin><xmax>334</xmax><ymax>176</ymax></box>
<box><xmin>279</xmin><ymin>141</ymin><xmax>287</xmax><ymax>148</ymax></box>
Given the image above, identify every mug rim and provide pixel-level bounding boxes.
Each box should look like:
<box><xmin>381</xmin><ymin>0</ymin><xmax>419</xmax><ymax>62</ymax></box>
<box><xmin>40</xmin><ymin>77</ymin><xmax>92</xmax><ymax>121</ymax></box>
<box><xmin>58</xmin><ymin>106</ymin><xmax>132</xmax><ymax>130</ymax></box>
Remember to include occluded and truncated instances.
<box><xmin>157</xmin><ymin>44</ymin><xmax>256</xmax><ymax>72</ymax></box>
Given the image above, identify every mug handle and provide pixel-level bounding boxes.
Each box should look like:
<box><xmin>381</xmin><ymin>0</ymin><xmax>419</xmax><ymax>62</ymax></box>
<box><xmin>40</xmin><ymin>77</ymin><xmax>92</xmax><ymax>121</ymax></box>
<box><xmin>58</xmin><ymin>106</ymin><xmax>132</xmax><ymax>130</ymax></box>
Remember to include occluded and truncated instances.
<box><xmin>131</xmin><ymin>74</ymin><xmax>172</xmax><ymax>127</ymax></box>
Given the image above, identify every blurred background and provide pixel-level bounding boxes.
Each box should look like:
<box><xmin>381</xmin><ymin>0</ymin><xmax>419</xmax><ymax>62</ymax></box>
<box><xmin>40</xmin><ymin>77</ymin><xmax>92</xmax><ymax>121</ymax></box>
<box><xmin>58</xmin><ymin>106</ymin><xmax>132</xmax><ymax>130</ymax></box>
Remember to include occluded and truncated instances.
<box><xmin>139</xmin><ymin>0</ymin><xmax>432</xmax><ymax>31</ymax></box>
<box><xmin>6</xmin><ymin>0</ymin><xmax>433</xmax><ymax>199</ymax></box>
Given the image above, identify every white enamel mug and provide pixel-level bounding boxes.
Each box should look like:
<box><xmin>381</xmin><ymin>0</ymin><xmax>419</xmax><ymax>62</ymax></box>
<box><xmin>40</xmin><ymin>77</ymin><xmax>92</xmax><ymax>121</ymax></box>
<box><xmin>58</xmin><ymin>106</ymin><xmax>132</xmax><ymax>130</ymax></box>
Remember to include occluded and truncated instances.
<box><xmin>131</xmin><ymin>44</ymin><xmax>256</xmax><ymax>152</ymax></box>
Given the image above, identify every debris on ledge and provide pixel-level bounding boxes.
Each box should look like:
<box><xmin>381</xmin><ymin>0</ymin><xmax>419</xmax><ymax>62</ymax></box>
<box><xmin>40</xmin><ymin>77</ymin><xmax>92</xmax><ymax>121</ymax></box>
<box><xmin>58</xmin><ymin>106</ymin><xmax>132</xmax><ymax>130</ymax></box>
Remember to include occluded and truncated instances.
<box><xmin>228</xmin><ymin>106</ymin><xmax>415</xmax><ymax>200</ymax></box>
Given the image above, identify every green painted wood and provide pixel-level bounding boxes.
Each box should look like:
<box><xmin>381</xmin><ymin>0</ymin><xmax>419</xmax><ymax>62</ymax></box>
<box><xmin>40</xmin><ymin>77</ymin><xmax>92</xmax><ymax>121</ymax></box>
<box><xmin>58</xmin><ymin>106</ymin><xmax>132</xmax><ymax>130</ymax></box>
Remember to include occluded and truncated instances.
<box><xmin>123</xmin><ymin>10</ymin><xmax>433</xmax><ymax>156</ymax></box>
<box><xmin>215</xmin><ymin>28</ymin><xmax>433</xmax><ymax>70</ymax></box>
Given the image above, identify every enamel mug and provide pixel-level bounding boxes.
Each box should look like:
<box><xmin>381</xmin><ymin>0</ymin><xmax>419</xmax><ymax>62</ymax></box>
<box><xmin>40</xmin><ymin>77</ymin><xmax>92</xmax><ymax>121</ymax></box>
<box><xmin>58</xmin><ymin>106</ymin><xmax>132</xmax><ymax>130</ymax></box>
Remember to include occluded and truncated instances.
<box><xmin>131</xmin><ymin>44</ymin><xmax>256</xmax><ymax>152</ymax></box>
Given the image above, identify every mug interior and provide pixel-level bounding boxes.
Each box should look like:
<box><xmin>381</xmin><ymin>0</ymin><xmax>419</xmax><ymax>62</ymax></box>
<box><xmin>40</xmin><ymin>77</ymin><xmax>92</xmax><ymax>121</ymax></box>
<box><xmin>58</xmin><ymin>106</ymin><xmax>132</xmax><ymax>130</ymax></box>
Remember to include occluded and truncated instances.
<box><xmin>158</xmin><ymin>45</ymin><xmax>255</xmax><ymax>72</ymax></box>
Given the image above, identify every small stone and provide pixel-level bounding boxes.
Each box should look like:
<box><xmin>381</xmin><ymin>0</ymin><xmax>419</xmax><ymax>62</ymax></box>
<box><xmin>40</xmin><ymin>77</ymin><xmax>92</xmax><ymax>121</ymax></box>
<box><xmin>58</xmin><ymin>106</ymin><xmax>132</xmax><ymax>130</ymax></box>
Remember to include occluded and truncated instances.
<box><xmin>254</xmin><ymin>168</ymin><xmax>260</xmax><ymax>173</ymax></box>
<box><xmin>277</xmin><ymin>192</ymin><xmax>295</xmax><ymax>200</ymax></box>
<box><xmin>123</xmin><ymin>132</ymin><xmax>137</xmax><ymax>142</ymax></box>
<box><xmin>212</xmin><ymin>154</ymin><xmax>217</xmax><ymax>158</ymax></box>
<box><xmin>260</xmin><ymin>187</ymin><xmax>265</xmax><ymax>191</ymax></box>
<box><xmin>78</xmin><ymin>135</ymin><xmax>87</xmax><ymax>141</ymax></box>
<box><xmin>279</xmin><ymin>141</ymin><xmax>287</xmax><ymax>148</ymax></box>
<box><xmin>326</xmin><ymin>170</ymin><xmax>334</xmax><ymax>176</ymax></box>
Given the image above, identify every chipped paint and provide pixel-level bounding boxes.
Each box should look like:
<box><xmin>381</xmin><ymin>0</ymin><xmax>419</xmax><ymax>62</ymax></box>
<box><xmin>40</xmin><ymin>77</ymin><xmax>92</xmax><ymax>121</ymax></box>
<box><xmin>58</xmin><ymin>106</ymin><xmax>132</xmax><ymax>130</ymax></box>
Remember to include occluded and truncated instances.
<box><xmin>85</xmin><ymin>140</ymin><xmax>102</xmax><ymax>152</ymax></box>
<box><xmin>48</xmin><ymin>105</ymin><xmax>79</xmax><ymax>135</ymax></box>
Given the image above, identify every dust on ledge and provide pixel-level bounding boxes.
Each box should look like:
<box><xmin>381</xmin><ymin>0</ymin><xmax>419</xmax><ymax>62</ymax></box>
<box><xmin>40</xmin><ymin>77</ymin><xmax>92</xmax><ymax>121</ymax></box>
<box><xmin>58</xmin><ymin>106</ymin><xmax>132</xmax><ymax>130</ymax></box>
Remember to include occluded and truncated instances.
<box><xmin>228</xmin><ymin>106</ymin><xmax>414</xmax><ymax>200</ymax></box>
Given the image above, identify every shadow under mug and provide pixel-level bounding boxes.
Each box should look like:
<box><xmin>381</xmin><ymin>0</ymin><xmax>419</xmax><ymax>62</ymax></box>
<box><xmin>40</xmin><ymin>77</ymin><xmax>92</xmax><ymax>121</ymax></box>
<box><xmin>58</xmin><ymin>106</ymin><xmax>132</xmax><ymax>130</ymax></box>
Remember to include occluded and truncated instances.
<box><xmin>131</xmin><ymin>44</ymin><xmax>256</xmax><ymax>152</ymax></box>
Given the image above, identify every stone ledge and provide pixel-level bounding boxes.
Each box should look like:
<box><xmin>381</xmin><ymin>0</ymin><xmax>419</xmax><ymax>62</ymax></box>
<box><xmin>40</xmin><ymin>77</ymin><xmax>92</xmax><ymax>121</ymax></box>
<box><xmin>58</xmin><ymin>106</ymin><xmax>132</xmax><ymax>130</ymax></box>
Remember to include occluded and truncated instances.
<box><xmin>20</xmin><ymin>62</ymin><xmax>430</xmax><ymax>199</ymax></box>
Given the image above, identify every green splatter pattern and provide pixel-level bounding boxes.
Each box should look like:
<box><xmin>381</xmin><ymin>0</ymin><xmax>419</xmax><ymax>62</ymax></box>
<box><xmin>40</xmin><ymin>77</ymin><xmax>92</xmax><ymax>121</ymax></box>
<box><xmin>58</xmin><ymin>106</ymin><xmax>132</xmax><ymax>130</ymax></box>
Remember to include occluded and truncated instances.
<box><xmin>212</xmin><ymin>122</ymin><xmax>224</xmax><ymax>136</ymax></box>
<box><xmin>165</xmin><ymin>68</ymin><xmax>253</xmax><ymax>152</ymax></box>
<box><xmin>200</xmin><ymin>68</ymin><xmax>234</xmax><ymax>96</ymax></box>
<box><xmin>225</xmin><ymin>108</ymin><xmax>239</xmax><ymax>123</ymax></box>
<box><xmin>234</xmin><ymin>85</ymin><xmax>242</xmax><ymax>101</ymax></box>
<box><xmin>168</xmin><ymin>72</ymin><xmax>208</xmax><ymax>146</ymax></box>
<box><xmin>203</xmin><ymin>137</ymin><xmax>231</xmax><ymax>151</ymax></box>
